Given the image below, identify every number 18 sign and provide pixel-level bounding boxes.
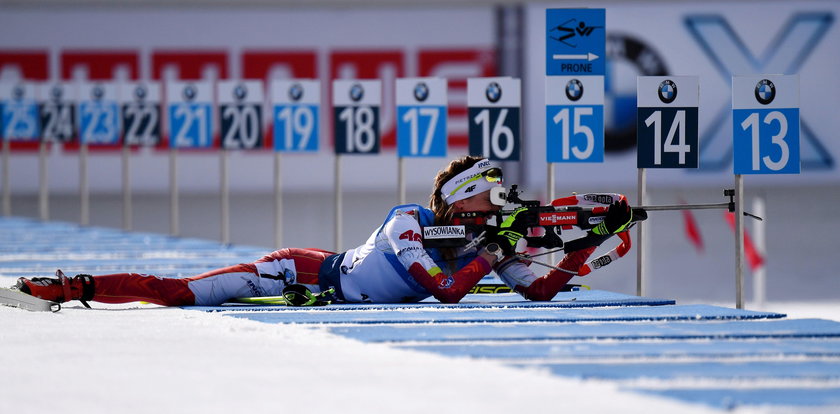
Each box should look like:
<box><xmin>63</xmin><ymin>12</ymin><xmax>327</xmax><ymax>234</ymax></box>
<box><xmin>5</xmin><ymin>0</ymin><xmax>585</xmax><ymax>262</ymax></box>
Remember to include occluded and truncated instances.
<box><xmin>732</xmin><ymin>75</ymin><xmax>799</xmax><ymax>174</ymax></box>
<box><xmin>333</xmin><ymin>80</ymin><xmax>381</xmax><ymax>155</ymax></box>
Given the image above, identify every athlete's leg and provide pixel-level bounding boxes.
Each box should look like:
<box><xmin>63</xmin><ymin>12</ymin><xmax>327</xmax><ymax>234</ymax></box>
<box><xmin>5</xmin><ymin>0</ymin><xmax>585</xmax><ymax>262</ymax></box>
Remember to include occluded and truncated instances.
<box><xmin>186</xmin><ymin>248</ymin><xmax>335</xmax><ymax>305</ymax></box>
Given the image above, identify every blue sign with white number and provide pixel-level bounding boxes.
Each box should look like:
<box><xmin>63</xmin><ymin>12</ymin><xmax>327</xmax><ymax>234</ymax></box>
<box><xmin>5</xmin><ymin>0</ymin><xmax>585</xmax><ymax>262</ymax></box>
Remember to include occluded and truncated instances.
<box><xmin>1</xmin><ymin>98</ymin><xmax>40</xmax><ymax>141</ymax></box>
<box><xmin>545</xmin><ymin>76</ymin><xmax>604</xmax><ymax>163</ymax></box>
<box><xmin>546</xmin><ymin>105</ymin><xmax>604</xmax><ymax>163</ymax></box>
<box><xmin>546</xmin><ymin>8</ymin><xmax>606</xmax><ymax>76</ymax></box>
<box><xmin>167</xmin><ymin>82</ymin><xmax>214</xmax><ymax>149</ymax></box>
<box><xmin>397</xmin><ymin>106</ymin><xmax>446</xmax><ymax>157</ymax></box>
<box><xmin>274</xmin><ymin>104</ymin><xmax>319</xmax><ymax>152</ymax></box>
<box><xmin>78</xmin><ymin>102</ymin><xmax>119</xmax><ymax>145</ymax></box>
<box><xmin>734</xmin><ymin>108</ymin><xmax>800</xmax><ymax>174</ymax></box>
<box><xmin>396</xmin><ymin>78</ymin><xmax>447</xmax><ymax>158</ymax></box>
<box><xmin>732</xmin><ymin>75</ymin><xmax>800</xmax><ymax>174</ymax></box>
<box><xmin>272</xmin><ymin>80</ymin><xmax>320</xmax><ymax>152</ymax></box>
<box><xmin>168</xmin><ymin>103</ymin><xmax>213</xmax><ymax>148</ymax></box>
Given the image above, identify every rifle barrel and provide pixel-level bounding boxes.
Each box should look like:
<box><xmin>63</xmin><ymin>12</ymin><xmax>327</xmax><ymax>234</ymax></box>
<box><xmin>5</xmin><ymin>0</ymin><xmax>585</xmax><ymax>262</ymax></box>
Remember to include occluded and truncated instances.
<box><xmin>638</xmin><ymin>202</ymin><xmax>730</xmax><ymax>211</ymax></box>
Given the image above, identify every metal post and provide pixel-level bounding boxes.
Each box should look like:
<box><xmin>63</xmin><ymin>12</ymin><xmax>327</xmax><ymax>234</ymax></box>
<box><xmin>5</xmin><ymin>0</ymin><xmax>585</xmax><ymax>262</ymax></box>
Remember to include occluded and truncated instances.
<box><xmin>735</xmin><ymin>174</ymin><xmax>745</xmax><ymax>309</ymax></box>
<box><xmin>274</xmin><ymin>152</ymin><xmax>283</xmax><ymax>249</ymax></box>
<box><xmin>335</xmin><ymin>155</ymin><xmax>342</xmax><ymax>253</ymax></box>
<box><xmin>122</xmin><ymin>145</ymin><xmax>132</xmax><ymax>231</ymax></box>
<box><xmin>169</xmin><ymin>149</ymin><xmax>179</xmax><ymax>237</ymax></box>
<box><xmin>220</xmin><ymin>149</ymin><xmax>230</xmax><ymax>245</ymax></box>
<box><xmin>636</xmin><ymin>168</ymin><xmax>647</xmax><ymax>297</ymax></box>
<box><xmin>2</xmin><ymin>138</ymin><xmax>10</xmax><ymax>216</ymax></box>
<box><xmin>547</xmin><ymin>163</ymin><xmax>555</xmax><ymax>266</ymax></box>
<box><xmin>79</xmin><ymin>142</ymin><xmax>89</xmax><ymax>226</ymax></box>
<box><xmin>39</xmin><ymin>141</ymin><xmax>49</xmax><ymax>221</ymax></box>
<box><xmin>398</xmin><ymin>157</ymin><xmax>406</xmax><ymax>205</ymax></box>
<box><xmin>753</xmin><ymin>195</ymin><xmax>767</xmax><ymax>309</ymax></box>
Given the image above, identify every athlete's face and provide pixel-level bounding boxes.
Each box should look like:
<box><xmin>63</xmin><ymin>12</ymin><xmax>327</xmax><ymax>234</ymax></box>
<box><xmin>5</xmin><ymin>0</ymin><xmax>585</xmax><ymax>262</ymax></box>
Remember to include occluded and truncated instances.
<box><xmin>452</xmin><ymin>190</ymin><xmax>502</xmax><ymax>215</ymax></box>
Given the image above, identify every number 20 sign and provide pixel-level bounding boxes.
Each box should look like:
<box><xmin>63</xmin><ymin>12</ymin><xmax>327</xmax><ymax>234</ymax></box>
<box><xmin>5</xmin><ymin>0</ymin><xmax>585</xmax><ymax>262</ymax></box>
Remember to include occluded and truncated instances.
<box><xmin>732</xmin><ymin>75</ymin><xmax>800</xmax><ymax>174</ymax></box>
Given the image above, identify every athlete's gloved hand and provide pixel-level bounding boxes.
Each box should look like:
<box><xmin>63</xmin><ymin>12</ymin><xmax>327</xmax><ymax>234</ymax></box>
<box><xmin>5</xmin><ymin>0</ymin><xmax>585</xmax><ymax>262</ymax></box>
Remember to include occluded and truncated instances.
<box><xmin>494</xmin><ymin>207</ymin><xmax>529</xmax><ymax>256</ymax></box>
<box><xmin>592</xmin><ymin>199</ymin><xmax>633</xmax><ymax>235</ymax></box>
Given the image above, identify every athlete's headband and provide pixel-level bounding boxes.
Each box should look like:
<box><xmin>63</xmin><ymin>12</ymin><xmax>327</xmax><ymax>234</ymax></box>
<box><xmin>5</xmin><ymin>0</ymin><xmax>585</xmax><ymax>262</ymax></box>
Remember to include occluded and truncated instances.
<box><xmin>440</xmin><ymin>159</ymin><xmax>504</xmax><ymax>205</ymax></box>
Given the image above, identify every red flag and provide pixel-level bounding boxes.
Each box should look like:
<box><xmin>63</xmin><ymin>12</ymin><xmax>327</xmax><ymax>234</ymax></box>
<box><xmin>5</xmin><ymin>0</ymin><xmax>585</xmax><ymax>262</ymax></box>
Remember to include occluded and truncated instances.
<box><xmin>682</xmin><ymin>208</ymin><xmax>704</xmax><ymax>253</ymax></box>
<box><xmin>725</xmin><ymin>212</ymin><xmax>765</xmax><ymax>271</ymax></box>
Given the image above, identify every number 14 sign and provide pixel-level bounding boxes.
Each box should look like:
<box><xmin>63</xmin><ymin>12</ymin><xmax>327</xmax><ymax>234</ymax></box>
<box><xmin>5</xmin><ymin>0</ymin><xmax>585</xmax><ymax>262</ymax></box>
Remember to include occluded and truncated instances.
<box><xmin>733</xmin><ymin>75</ymin><xmax>800</xmax><ymax>174</ymax></box>
<box><xmin>636</xmin><ymin>76</ymin><xmax>699</xmax><ymax>168</ymax></box>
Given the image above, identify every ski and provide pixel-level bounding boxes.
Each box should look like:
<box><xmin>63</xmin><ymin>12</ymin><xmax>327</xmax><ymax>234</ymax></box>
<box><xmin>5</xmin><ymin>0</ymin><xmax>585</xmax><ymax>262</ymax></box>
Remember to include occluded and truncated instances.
<box><xmin>0</xmin><ymin>287</ymin><xmax>61</xmax><ymax>312</ymax></box>
<box><xmin>468</xmin><ymin>283</ymin><xmax>589</xmax><ymax>294</ymax></box>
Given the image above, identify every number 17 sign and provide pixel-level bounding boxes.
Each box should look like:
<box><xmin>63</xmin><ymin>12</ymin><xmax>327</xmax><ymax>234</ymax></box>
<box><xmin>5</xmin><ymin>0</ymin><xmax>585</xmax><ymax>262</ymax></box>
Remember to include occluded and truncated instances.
<box><xmin>396</xmin><ymin>77</ymin><xmax>447</xmax><ymax>158</ymax></box>
<box><xmin>732</xmin><ymin>75</ymin><xmax>799</xmax><ymax>174</ymax></box>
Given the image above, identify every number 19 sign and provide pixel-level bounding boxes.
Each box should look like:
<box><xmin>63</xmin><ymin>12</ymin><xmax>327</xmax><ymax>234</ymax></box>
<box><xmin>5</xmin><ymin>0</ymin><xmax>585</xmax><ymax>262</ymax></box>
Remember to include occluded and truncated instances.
<box><xmin>333</xmin><ymin>80</ymin><xmax>380</xmax><ymax>155</ymax></box>
<box><xmin>468</xmin><ymin>77</ymin><xmax>520</xmax><ymax>161</ymax></box>
<box><xmin>396</xmin><ymin>77</ymin><xmax>447</xmax><ymax>158</ymax></box>
<box><xmin>732</xmin><ymin>75</ymin><xmax>799</xmax><ymax>174</ymax></box>
<box><xmin>272</xmin><ymin>80</ymin><xmax>319</xmax><ymax>152</ymax></box>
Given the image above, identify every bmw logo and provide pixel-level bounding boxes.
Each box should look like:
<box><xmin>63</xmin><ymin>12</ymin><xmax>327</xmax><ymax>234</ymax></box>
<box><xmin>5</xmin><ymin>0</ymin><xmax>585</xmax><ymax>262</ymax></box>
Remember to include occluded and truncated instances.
<box><xmin>50</xmin><ymin>85</ymin><xmax>63</xmax><ymax>101</ymax></box>
<box><xmin>657</xmin><ymin>79</ymin><xmax>677</xmax><ymax>104</ymax></box>
<box><xmin>755</xmin><ymin>79</ymin><xmax>775</xmax><ymax>105</ymax></box>
<box><xmin>134</xmin><ymin>85</ymin><xmax>147</xmax><ymax>101</ymax></box>
<box><xmin>349</xmin><ymin>83</ymin><xmax>364</xmax><ymax>102</ymax></box>
<box><xmin>288</xmin><ymin>83</ymin><xmax>304</xmax><ymax>102</ymax></box>
<box><xmin>565</xmin><ymin>79</ymin><xmax>584</xmax><ymax>102</ymax></box>
<box><xmin>485</xmin><ymin>82</ymin><xmax>502</xmax><ymax>103</ymax></box>
<box><xmin>413</xmin><ymin>82</ymin><xmax>429</xmax><ymax>102</ymax></box>
<box><xmin>234</xmin><ymin>84</ymin><xmax>247</xmax><ymax>101</ymax></box>
<box><xmin>12</xmin><ymin>85</ymin><xmax>24</xmax><ymax>100</ymax></box>
<box><xmin>183</xmin><ymin>84</ymin><xmax>197</xmax><ymax>101</ymax></box>
<box><xmin>92</xmin><ymin>85</ymin><xmax>104</xmax><ymax>100</ymax></box>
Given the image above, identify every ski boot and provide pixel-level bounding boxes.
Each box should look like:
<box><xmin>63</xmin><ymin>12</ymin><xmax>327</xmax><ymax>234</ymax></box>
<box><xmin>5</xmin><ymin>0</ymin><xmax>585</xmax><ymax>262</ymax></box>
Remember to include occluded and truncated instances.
<box><xmin>16</xmin><ymin>270</ymin><xmax>95</xmax><ymax>308</ymax></box>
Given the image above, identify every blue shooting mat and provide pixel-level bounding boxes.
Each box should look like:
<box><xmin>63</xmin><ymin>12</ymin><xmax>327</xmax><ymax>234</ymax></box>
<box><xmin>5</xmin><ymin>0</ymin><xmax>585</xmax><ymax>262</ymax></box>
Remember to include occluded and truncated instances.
<box><xmin>331</xmin><ymin>318</ymin><xmax>840</xmax><ymax>343</ymax></box>
<box><xmin>3</xmin><ymin>216</ymin><xmax>840</xmax><ymax>410</ymax></box>
<box><xmin>222</xmin><ymin>303</ymin><xmax>783</xmax><ymax>325</ymax></box>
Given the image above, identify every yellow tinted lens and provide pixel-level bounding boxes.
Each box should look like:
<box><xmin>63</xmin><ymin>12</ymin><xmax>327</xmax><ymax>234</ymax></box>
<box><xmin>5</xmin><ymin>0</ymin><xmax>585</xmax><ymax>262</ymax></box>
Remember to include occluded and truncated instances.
<box><xmin>483</xmin><ymin>168</ymin><xmax>503</xmax><ymax>183</ymax></box>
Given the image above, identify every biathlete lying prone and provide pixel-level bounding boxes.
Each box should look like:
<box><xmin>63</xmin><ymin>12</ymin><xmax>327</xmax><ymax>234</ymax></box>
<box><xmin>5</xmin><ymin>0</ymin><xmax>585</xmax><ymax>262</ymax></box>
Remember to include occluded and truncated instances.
<box><xmin>15</xmin><ymin>156</ymin><xmax>633</xmax><ymax>307</ymax></box>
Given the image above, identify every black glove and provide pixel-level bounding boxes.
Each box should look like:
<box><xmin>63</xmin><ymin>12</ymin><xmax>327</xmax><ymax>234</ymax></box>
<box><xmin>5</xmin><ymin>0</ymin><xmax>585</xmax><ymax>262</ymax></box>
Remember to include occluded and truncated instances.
<box><xmin>593</xmin><ymin>200</ymin><xmax>633</xmax><ymax>235</ymax></box>
<box><xmin>493</xmin><ymin>207</ymin><xmax>529</xmax><ymax>256</ymax></box>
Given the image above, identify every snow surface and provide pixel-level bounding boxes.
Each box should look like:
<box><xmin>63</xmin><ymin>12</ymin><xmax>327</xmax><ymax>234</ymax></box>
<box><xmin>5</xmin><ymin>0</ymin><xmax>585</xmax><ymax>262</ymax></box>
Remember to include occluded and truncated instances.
<box><xmin>2</xmin><ymin>291</ymin><xmax>838</xmax><ymax>414</ymax></box>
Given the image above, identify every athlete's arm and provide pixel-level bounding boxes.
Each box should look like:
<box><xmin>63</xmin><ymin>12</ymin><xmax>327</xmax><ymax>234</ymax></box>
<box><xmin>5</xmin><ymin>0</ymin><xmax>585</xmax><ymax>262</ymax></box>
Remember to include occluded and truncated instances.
<box><xmin>383</xmin><ymin>213</ymin><xmax>493</xmax><ymax>303</ymax></box>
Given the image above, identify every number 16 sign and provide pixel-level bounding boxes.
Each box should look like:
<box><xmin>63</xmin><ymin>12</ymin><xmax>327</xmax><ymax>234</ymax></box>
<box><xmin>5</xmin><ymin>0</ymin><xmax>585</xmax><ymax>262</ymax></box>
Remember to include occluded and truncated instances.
<box><xmin>732</xmin><ymin>75</ymin><xmax>800</xmax><ymax>174</ymax></box>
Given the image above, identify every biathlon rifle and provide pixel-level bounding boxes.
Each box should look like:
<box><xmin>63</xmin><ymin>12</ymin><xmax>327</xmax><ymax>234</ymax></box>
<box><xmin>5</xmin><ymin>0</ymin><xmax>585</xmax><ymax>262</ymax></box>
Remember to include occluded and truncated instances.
<box><xmin>424</xmin><ymin>185</ymin><xmax>761</xmax><ymax>275</ymax></box>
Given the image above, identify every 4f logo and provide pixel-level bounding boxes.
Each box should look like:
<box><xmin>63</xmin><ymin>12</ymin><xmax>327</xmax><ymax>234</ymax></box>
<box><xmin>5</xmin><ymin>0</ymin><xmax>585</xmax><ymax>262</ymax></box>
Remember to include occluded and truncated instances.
<box><xmin>399</xmin><ymin>230</ymin><xmax>422</xmax><ymax>242</ymax></box>
<box><xmin>685</xmin><ymin>12</ymin><xmax>834</xmax><ymax>170</ymax></box>
<box><xmin>549</xmin><ymin>19</ymin><xmax>603</xmax><ymax>47</ymax></box>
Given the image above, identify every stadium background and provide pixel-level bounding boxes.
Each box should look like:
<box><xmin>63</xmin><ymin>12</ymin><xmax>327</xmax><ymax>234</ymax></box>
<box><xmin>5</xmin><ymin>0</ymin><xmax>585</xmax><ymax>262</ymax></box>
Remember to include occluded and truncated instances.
<box><xmin>0</xmin><ymin>0</ymin><xmax>837</xmax><ymax>303</ymax></box>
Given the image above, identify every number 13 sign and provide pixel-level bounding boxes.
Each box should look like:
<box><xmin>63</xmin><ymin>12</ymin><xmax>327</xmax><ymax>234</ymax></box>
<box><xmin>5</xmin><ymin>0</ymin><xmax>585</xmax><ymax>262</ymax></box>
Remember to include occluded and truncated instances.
<box><xmin>732</xmin><ymin>75</ymin><xmax>800</xmax><ymax>174</ymax></box>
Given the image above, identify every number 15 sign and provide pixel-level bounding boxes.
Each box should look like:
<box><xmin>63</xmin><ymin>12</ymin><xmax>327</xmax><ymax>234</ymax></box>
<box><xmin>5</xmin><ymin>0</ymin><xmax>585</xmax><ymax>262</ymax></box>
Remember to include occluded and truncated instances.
<box><xmin>733</xmin><ymin>75</ymin><xmax>800</xmax><ymax>174</ymax></box>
